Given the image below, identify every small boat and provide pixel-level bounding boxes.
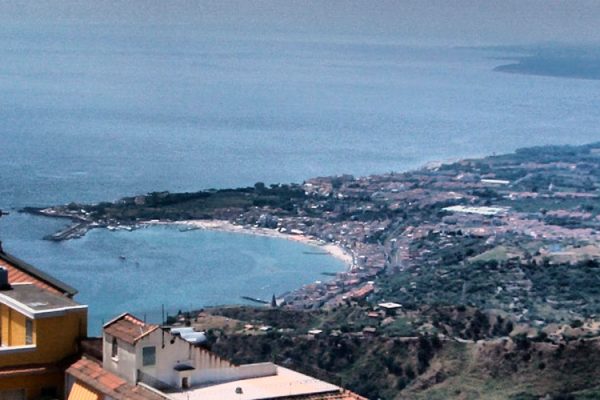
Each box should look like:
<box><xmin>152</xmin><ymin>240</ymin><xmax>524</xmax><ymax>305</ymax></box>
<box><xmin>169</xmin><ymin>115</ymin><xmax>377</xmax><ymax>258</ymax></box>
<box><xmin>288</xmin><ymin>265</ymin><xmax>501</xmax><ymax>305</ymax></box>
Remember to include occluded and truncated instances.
<box><xmin>179</xmin><ymin>227</ymin><xmax>200</xmax><ymax>232</ymax></box>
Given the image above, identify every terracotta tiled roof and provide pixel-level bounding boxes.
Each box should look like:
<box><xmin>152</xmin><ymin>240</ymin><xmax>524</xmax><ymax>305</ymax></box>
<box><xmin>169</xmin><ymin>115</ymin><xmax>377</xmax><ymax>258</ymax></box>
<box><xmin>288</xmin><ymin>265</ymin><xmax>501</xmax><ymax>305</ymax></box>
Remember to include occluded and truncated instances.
<box><xmin>350</xmin><ymin>283</ymin><xmax>374</xmax><ymax>300</ymax></box>
<box><xmin>67</xmin><ymin>358</ymin><xmax>166</xmax><ymax>400</ymax></box>
<box><xmin>103</xmin><ymin>313</ymin><xmax>159</xmax><ymax>345</ymax></box>
<box><xmin>0</xmin><ymin>251</ymin><xmax>77</xmax><ymax>296</ymax></box>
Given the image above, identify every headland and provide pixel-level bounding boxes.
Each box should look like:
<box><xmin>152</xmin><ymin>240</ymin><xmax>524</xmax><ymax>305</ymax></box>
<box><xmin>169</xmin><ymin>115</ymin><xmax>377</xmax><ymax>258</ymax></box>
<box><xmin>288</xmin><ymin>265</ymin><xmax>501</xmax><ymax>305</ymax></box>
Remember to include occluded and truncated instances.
<box><xmin>24</xmin><ymin>142</ymin><xmax>600</xmax><ymax>319</ymax></box>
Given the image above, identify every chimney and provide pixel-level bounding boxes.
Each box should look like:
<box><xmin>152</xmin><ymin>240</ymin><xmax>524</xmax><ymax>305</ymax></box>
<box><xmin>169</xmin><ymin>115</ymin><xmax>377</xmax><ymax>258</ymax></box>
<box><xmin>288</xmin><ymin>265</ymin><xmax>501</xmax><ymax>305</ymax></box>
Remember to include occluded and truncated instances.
<box><xmin>0</xmin><ymin>267</ymin><xmax>10</xmax><ymax>290</ymax></box>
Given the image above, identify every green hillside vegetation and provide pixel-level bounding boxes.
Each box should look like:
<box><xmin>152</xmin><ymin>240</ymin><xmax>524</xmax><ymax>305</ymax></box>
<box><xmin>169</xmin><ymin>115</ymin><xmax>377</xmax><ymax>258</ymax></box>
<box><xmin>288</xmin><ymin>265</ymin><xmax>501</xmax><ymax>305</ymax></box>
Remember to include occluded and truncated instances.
<box><xmin>29</xmin><ymin>142</ymin><xmax>600</xmax><ymax>398</ymax></box>
<box><xmin>182</xmin><ymin>306</ymin><xmax>600</xmax><ymax>400</ymax></box>
<box><xmin>67</xmin><ymin>183</ymin><xmax>306</xmax><ymax>222</ymax></box>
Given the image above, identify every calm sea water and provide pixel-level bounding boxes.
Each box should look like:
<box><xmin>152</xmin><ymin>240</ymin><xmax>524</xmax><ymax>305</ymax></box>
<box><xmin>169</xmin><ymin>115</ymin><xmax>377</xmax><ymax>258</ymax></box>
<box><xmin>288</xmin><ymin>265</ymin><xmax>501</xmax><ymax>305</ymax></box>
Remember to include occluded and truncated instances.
<box><xmin>1</xmin><ymin>214</ymin><xmax>342</xmax><ymax>333</ymax></box>
<box><xmin>1</xmin><ymin>24</ymin><xmax>599</xmax><ymax>333</ymax></box>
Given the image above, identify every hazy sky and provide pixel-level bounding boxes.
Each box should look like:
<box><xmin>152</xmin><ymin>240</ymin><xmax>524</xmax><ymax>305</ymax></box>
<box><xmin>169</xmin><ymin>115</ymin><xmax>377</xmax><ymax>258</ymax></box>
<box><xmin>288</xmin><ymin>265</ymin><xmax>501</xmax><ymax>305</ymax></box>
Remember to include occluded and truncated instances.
<box><xmin>2</xmin><ymin>0</ymin><xmax>600</xmax><ymax>45</ymax></box>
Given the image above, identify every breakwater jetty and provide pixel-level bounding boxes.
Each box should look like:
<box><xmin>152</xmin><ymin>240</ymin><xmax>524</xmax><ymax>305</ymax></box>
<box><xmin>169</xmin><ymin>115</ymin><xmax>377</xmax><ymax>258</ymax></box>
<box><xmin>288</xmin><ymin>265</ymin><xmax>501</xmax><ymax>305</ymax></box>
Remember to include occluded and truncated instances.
<box><xmin>44</xmin><ymin>222</ymin><xmax>91</xmax><ymax>241</ymax></box>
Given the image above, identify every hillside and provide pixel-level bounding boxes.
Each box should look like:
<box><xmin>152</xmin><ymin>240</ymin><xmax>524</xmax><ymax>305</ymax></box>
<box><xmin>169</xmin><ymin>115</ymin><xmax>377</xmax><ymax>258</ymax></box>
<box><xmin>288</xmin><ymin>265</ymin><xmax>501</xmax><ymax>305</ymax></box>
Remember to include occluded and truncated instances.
<box><xmin>171</xmin><ymin>306</ymin><xmax>600</xmax><ymax>400</ymax></box>
<box><xmin>27</xmin><ymin>142</ymin><xmax>600</xmax><ymax>398</ymax></box>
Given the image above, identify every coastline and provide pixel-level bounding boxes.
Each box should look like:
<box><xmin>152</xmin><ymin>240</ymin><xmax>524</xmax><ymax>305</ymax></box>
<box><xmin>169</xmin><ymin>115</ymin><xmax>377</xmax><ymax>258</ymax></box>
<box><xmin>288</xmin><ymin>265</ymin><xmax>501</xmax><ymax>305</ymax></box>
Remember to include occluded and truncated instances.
<box><xmin>144</xmin><ymin>219</ymin><xmax>355</xmax><ymax>271</ymax></box>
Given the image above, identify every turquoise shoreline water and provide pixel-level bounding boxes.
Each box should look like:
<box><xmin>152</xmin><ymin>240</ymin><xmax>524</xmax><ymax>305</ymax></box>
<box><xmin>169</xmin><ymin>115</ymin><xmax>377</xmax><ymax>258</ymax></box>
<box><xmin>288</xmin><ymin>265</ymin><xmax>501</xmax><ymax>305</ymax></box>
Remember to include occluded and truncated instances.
<box><xmin>1</xmin><ymin>214</ymin><xmax>345</xmax><ymax>334</ymax></box>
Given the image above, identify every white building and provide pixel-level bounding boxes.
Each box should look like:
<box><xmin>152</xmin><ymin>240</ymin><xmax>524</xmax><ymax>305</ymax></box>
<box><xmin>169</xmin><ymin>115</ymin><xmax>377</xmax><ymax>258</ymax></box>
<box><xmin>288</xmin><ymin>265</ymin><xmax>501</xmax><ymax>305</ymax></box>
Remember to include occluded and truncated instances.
<box><xmin>85</xmin><ymin>312</ymin><xmax>367</xmax><ymax>400</ymax></box>
<box><xmin>103</xmin><ymin>313</ymin><xmax>278</xmax><ymax>390</ymax></box>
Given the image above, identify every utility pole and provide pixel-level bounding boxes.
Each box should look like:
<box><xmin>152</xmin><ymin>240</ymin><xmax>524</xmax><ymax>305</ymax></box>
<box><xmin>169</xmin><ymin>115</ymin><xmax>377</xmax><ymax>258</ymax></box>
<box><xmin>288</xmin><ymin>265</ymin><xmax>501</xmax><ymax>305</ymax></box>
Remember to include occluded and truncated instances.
<box><xmin>0</xmin><ymin>209</ymin><xmax>7</xmax><ymax>253</ymax></box>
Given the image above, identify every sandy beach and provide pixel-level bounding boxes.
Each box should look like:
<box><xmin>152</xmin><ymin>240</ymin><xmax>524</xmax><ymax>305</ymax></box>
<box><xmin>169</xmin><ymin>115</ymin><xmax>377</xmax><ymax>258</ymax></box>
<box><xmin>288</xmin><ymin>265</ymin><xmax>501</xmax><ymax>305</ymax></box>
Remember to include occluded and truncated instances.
<box><xmin>144</xmin><ymin>219</ymin><xmax>354</xmax><ymax>270</ymax></box>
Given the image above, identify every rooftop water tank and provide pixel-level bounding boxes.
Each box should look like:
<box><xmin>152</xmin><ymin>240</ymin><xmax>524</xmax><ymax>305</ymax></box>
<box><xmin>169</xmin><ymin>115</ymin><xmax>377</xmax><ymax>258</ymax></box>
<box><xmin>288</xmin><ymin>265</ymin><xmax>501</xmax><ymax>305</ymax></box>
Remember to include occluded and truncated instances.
<box><xmin>180</xmin><ymin>332</ymin><xmax>207</xmax><ymax>344</ymax></box>
<box><xmin>170</xmin><ymin>327</ymin><xmax>195</xmax><ymax>336</ymax></box>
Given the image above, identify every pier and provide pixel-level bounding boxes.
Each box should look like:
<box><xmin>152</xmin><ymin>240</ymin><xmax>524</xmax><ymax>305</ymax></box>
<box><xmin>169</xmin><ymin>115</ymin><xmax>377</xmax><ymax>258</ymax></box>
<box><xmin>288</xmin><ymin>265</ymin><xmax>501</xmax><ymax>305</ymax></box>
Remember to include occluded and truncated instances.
<box><xmin>241</xmin><ymin>296</ymin><xmax>269</xmax><ymax>305</ymax></box>
<box><xmin>44</xmin><ymin>222</ymin><xmax>91</xmax><ymax>241</ymax></box>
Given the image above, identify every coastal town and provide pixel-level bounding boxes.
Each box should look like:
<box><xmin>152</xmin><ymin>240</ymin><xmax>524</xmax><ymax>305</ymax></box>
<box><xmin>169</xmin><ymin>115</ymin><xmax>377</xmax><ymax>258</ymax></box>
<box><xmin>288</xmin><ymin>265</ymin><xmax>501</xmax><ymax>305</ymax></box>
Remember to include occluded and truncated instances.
<box><xmin>29</xmin><ymin>143</ymin><xmax>600</xmax><ymax>323</ymax></box>
<box><xmin>7</xmin><ymin>143</ymin><xmax>600</xmax><ymax>399</ymax></box>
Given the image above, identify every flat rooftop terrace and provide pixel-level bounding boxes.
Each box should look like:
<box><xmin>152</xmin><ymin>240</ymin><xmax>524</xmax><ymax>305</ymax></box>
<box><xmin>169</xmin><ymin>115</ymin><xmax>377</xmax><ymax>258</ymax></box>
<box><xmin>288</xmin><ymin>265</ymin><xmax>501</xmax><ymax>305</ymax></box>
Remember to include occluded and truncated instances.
<box><xmin>0</xmin><ymin>283</ymin><xmax>86</xmax><ymax>318</ymax></box>
<box><xmin>169</xmin><ymin>365</ymin><xmax>340</xmax><ymax>400</ymax></box>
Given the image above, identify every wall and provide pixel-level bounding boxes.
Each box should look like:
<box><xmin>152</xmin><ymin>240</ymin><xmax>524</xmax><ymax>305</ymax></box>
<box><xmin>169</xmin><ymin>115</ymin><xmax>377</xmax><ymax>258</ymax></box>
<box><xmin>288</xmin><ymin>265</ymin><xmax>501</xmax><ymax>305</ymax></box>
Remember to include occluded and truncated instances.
<box><xmin>0</xmin><ymin>305</ymin><xmax>85</xmax><ymax>400</ymax></box>
<box><xmin>0</xmin><ymin>304</ymin><xmax>27</xmax><ymax>347</ymax></box>
<box><xmin>135</xmin><ymin>329</ymin><xmax>275</xmax><ymax>388</ymax></box>
<box><xmin>0</xmin><ymin>308</ymin><xmax>87</xmax><ymax>366</ymax></box>
<box><xmin>193</xmin><ymin>362</ymin><xmax>277</xmax><ymax>385</ymax></box>
<box><xmin>102</xmin><ymin>334</ymin><xmax>138</xmax><ymax>383</ymax></box>
<box><xmin>0</xmin><ymin>370</ymin><xmax>63</xmax><ymax>400</ymax></box>
<box><xmin>136</xmin><ymin>329</ymin><xmax>199</xmax><ymax>387</ymax></box>
<box><xmin>34</xmin><ymin>310</ymin><xmax>87</xmax><ymax>362</ymax></box>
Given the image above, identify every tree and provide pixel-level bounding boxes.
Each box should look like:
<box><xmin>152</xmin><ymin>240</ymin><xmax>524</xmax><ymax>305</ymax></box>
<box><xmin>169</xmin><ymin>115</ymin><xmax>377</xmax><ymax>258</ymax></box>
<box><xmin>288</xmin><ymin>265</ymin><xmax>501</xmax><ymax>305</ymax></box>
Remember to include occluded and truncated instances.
<box><xmin>513</xmin><ymin>333</ymin><xmax>530</xmax><ymax>350</ymax></box>
<box><xmin>254</xmin><ymin>182</ymin><xmax>266</xmax><ymax>193</ymax></box>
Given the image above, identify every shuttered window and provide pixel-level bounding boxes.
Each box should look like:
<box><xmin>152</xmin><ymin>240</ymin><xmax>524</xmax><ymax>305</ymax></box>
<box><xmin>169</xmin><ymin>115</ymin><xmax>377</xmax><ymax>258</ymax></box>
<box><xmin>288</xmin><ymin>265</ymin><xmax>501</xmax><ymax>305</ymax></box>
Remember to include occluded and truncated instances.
<box><xmin>142</xmin><ymin>346</ymin><xmax>156</xmax><ymax>366</ymax></box>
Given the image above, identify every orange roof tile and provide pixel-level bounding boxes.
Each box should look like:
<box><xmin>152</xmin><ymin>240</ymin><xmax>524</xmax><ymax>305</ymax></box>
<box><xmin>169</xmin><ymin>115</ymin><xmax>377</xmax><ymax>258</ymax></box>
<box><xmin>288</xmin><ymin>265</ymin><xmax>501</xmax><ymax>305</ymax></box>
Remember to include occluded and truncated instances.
<box><xmin>350</xmin><ymin>283</ymin><xmax>374</xmax><ymax>299</ymax></box>
<box><xmin>103</xmin><ymin>313</ymin><xmax>159</xmax><ymax>345</ymax></box>
<box><xmin>0</xmin><ymin>258</ymin><xmax>61</xmax><ymax>294</ymax></box>
<box><xmin>67</xmin><ymin>358</ymin><xmax>166</xmax><ymax>400</ymax></box>
<box><xmin>0</xmin><ymin>251</ymin><xmax>77</xmax><ymax>296</ymax></box>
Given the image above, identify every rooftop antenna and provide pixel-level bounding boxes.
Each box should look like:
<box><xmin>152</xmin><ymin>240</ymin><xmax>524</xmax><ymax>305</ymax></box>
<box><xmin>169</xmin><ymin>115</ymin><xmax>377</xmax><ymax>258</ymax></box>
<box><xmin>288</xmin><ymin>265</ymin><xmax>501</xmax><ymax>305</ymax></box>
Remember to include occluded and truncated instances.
<box><xmin>161</xmin><ymin>304</ymin><xmax>165</xmax><ymax>348</ymax></box>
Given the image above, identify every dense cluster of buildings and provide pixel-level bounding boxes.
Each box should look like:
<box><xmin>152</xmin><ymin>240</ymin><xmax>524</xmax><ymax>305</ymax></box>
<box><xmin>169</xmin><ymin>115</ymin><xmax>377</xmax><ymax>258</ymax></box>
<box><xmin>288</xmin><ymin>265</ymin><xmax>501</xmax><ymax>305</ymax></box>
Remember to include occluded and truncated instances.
<box><xmin>281</xmin><ymin>150</ymin><xmax>600</xmax><ymax>309</ymax></box>
<box><xmin>27</xmin><ymin>144</ymin><xmax>600</xmax><ymax>320</ymax></box>
<box><xmin>0</xmin><ymin>246</ymin><xmax>365</xmax><ymax>400</ymax></box>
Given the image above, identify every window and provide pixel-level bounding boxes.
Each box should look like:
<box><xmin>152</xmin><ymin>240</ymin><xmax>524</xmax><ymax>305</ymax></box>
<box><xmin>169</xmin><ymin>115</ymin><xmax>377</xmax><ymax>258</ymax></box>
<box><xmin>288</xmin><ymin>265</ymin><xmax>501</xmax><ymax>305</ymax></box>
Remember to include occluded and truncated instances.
<box><xmin>111</xmin><ymin>337</ymin><xmax>118</xmax><ymax>359</ymax></box>
<box><xmin>25</xmin><ymin>319</ymin><xmax>33</xmax><ymax>345</ymax></box>
<box><xmin>142</xmin><ymin>346</ymin><xmax>156</xmax><ymax>367</ymax></box>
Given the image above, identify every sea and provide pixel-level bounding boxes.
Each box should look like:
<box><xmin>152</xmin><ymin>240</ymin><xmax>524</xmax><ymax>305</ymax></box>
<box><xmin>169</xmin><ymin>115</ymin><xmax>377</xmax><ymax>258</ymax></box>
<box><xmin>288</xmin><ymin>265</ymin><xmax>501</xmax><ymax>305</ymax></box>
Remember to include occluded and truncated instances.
<box><xmin>1</xmin><ymin>24</ymin><xmax>599</xmax><ymax>333</ymax></box>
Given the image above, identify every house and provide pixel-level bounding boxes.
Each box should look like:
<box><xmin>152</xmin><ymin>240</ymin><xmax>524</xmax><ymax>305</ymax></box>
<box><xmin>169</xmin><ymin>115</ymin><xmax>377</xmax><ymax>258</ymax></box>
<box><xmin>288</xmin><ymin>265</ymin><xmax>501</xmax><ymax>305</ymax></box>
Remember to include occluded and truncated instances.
<box><xmin>362</xmin><ymin>327</ymin><xmax>377</xmax><ymax>337</ymax></box>
<box><xmin>0</xmin><ymin>250</ymin><xmax>87</xmax><ymax>400</ymax></box>
<box><xmin>67</xmin><ymin>313</ymin><xmax>367</xmax><ymax>400</ymax></box>
<box><xmin>101</xmin><ymin>313</ymin><xmax>241</xmax><ymax>389</ymax></box>
<box><xmin>378</xmin><ymin>302</ymin><xmax>402</xmax><ymax>316</ymax></box>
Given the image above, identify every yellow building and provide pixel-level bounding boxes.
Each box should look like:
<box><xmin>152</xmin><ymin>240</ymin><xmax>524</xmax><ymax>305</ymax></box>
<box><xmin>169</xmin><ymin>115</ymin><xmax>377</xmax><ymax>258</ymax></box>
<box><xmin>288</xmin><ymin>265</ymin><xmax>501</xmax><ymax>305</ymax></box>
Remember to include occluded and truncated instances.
<box><xmin>0</xmin><ymin>249</ymin><xmax>87</xmax><ymax>400</ymax></box>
